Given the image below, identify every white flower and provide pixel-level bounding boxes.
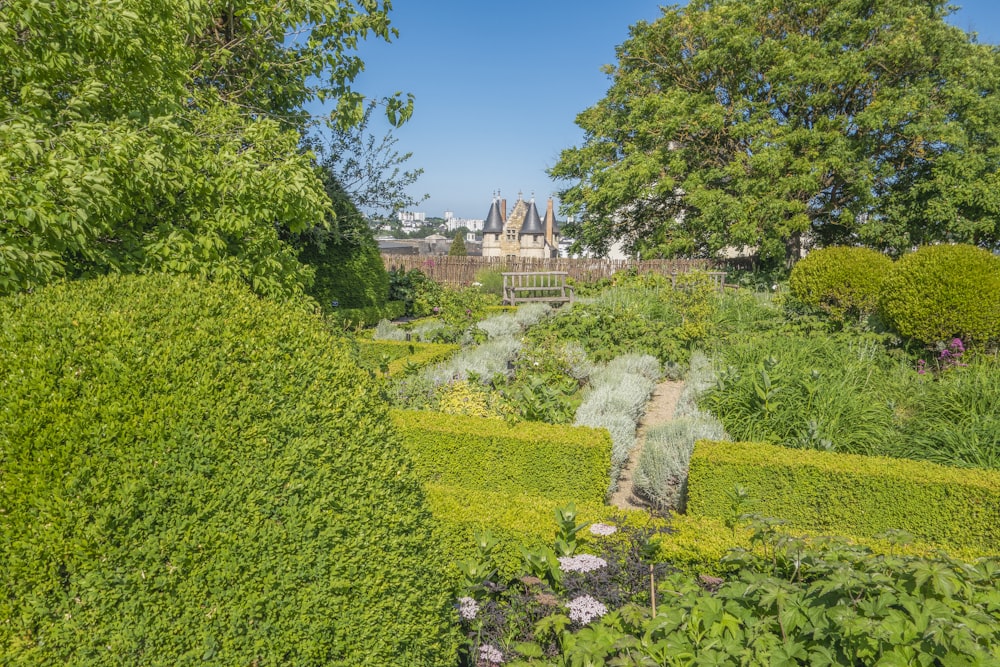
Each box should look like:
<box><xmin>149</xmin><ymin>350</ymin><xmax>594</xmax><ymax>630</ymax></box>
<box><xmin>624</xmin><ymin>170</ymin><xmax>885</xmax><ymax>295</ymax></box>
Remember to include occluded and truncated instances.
<box><xmin>457</xmin><ymin>596</ymin><xmax>478</xmax><ymax>621</ymax></box>
<box><xmin>566</xmin><ymin>595</ymin><xmax>607</xmax><ymax>625</ymax></box>
<box><xmin>771</xmin><ymin>284</ymin><xmax>778</xmax><ymax>291</ymax></box>
<box><xmin>558</xmin><ymin>554</ymin><xmax>608</xmax><ymax>573</ymax></box>
<box><xmin>472</xmin><ymin>282</ymin><xmax>483</xmax><ymax>287</ymax></box>
<box><xmin>479</xmin><ymin>643</ymin><xmax>504</xmax><ymax>664</ymax></box>
<box><xmin>589</xmin><ymin>523</ymin><xmax>618</xmax><ymax>537</ymax></box>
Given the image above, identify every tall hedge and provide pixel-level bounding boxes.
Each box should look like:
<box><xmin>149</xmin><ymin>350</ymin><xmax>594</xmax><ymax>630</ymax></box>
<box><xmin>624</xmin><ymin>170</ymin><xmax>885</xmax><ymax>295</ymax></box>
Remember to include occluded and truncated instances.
<box><xmin>879</xmin><ymin>244</ymin><xmax>1000</xmax><ymax>346</ymax></box>
<box><xmin>789</xmin><ymin>246</ymin><xmax>892</xmax><ymax>322</ymax></box>
<box><xmin>0</xmin><ymin>275</ymin><xmax>457</xmax><ymax>665</ymax></box>
<box><xmin>687</xmin><ymin>440</ymin><xmax>1000</xmax><ymax>553</ymax></box>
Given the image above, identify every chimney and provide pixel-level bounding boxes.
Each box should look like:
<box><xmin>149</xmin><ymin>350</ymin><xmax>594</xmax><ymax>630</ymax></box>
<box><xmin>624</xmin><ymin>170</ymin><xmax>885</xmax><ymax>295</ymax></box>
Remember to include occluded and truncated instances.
<box><xmin>545</xmin><ymin>198</ymin><xmax>555</xmax><ymax>246</ymax></box>
<box><xmin>500</xmin><ymin>198</ymin><xmax>507</xmax><ymax>224</ymax></box>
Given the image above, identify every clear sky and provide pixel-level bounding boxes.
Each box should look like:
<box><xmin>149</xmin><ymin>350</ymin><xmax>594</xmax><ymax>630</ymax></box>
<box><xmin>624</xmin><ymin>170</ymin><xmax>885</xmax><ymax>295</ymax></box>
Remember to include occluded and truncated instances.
<box><xmin>339</xmin><ymin>0</ymin><xmax>1000</xmax><ymax>220</ymax></box>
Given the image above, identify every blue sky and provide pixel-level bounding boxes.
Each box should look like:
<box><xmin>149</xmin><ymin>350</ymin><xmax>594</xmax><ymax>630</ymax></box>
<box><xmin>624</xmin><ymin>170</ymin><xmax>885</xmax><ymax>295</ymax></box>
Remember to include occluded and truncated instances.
<box><xmin>340</xmin><ymin>1</ymin><xmax>1000</xmax><ymax>220</ymax></box>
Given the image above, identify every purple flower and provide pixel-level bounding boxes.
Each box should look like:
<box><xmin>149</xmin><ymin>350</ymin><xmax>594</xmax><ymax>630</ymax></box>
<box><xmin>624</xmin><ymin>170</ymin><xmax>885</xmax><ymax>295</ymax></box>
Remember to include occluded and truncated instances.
<box><xmin>566</xmin><ymin>595</ymin><xmax>607</xmax><ymax>625</ymax></box>
<box><xmin>951</xmin><ymin>338</ymin><xmax>965</xmax><ymax>352</ymax></box>
<box><xmin>432</xmin><ymin>306</ymin><xmax>440</xmax><ymax>314</ymax></box>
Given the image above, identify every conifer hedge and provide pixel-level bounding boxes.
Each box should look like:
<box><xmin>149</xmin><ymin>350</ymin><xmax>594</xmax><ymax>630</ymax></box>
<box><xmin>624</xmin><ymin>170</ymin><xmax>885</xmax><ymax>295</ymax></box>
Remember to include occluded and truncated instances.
<box><xmin>0</xmin><ymin>275</ymin><xmax>457</xmax><ymax>665</ymax></box>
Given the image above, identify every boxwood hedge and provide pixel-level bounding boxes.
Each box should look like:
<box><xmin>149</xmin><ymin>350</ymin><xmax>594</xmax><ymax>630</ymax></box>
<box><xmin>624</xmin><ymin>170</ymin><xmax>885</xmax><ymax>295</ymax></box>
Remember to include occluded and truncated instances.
<box><xmin>687</xmin><ymin>440</ymin><xmax>1000</xmax><ymax>553</ymax></box>
<box><xmin>0</xmin><ymin>275</ymin><xmax>457</xmax><ymax>665</ymax></box>
<box><xmin>392</xmin><ymin>410</ymin><xmax>610</xmax><ymax>505</ymax></box>
<box><xmin>788</xmin><ymin>246</ymin><xmax>892</xmax><ymax>322</ymax></box>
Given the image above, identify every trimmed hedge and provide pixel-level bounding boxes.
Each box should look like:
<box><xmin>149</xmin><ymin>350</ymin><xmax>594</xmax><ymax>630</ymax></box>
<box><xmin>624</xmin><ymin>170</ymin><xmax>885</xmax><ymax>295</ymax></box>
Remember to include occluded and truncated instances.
<box><xmin>393</xmin><ymin>410</ymin><xmax>610</xmax><ymax>506</ymax></box>
<box><xmin>0</xmin><ymin>275</ymin><xmax>457</xmax><ymax>665</ymax></box>
<box><xmin>422</xmin><ymin>485</ymin><xmax>981</xmax><ymax>582</ymax></box>
<box><xmin>355</xmin><ymin>339</ymin><xmax>460</xmax><ymax>376</ymax></box>
<box><xmin>789</xmin><ymin>246</ymin><xmax>892</xmax><ymax>322</ymax></box>
<box><xmin>687</xmin><ymin>440</ymin><xmax>1000</xmax><ymax>553</ymax></box>
<box><xmin>879</xmin><ymin>244</ymin><xmax>1000</xmax><ymax>346</ymax></box>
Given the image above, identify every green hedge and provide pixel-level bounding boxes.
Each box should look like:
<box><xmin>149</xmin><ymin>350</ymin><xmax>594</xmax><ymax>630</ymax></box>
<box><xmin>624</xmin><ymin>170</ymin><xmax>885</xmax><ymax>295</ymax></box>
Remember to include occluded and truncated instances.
<box><xmin>879</xmin><ymin>244</ymin><xmax>1000</xmax><ymax>346</ymax></box>
<box><xmin>354</xmin><ymin>339</ymin><xmax>460</xmax><ymax>376</ymax></box>
<box><xmin>301</xmin><ymin>233</ymin><xmax>390</xmax><ymax>311</ymax></box>
<box><xmin>393</xmin><ymin>410</ymin><xmax>610</xmax><ymax>506</ymax></box>
<box><xmin>687</xmin><ymin>440</ymin><xmax>1000</xmax><ymax>553</ymax></box>
<box><xmin>424</xmin><ymin>484</ymin><xmax>986</xmax><ymax>582</ymax></box>
<box><xmin>0</xmin><ymin>275</ymin><xmax>457</xmax><ymax>665</ymax></box>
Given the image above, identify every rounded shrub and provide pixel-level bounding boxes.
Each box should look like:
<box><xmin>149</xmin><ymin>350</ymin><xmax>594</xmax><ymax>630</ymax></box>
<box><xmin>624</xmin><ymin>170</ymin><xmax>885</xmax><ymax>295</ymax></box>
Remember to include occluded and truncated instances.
<box><xmin>879</xmin><ymin>244</ymin><xmax>1000</xmax><ymax>346</ymax></box>
<box><xmin>0</xmin><ymin>275</ymin><xmax>457</xmax><ymax>665</ymax></box>
<box><xmin>789</xmin><ymin>246</ymin><xmax>893</xmax><ymax>322</ymax></box>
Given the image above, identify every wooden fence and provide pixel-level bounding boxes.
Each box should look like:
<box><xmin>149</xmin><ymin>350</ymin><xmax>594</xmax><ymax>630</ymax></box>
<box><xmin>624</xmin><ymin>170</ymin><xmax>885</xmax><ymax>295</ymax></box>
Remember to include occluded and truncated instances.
<box><xmin>380</xmin><ymin>255</ymin><xmax>734</xmax><ymax>286</ymax></box>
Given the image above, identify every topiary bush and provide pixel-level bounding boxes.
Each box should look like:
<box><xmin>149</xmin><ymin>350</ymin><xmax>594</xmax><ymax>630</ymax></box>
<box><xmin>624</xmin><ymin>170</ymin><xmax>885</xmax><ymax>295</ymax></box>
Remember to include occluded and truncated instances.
<box><xmin>789</xmin><ymin>246</ymin><xmax>893</xmax><ymax>323</ymax></box>
<box><xmin>879</xmin><ymin>244</ymin><xmax>1000</xmax><ymax>346</ymax></box>
<box><xmin>0</xmin><ymin>275</ymin><xmax>457</xmax><ymax>665</ymax></box>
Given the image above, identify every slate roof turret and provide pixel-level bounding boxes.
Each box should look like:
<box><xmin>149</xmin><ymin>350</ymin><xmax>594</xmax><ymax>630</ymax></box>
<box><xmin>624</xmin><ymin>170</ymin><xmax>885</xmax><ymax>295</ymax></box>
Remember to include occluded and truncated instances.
<box><xmin>483</xmin><ymin>199</ymin><xmax>504</xmax><ymax>233</ymax></box>
<box><xmin>519</xmin><ymin>199</ymin><xmax>545</xmax><ymax>235</ymax></box>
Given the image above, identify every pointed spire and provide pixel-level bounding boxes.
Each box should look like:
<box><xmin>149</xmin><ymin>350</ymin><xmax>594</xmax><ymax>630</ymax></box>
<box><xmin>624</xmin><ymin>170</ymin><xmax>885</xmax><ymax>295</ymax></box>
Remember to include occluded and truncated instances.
<box><xmin>519</xmin><ymin>199</ymin><xmax>545</xmax><ymax>236</ymax></box>
<box><xmin>483</xmin><ymin>195</ymin><xmax>504</xmax><ymax>234</ymax></box>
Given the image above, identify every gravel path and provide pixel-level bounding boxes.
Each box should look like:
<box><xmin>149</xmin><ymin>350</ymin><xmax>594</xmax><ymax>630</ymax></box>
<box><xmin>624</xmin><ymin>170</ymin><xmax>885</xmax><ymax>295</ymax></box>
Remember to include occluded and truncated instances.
<box><xmin>609</xmin><ymin>379</ymin><xmax>685</xmax><ymax>510</ymax></box>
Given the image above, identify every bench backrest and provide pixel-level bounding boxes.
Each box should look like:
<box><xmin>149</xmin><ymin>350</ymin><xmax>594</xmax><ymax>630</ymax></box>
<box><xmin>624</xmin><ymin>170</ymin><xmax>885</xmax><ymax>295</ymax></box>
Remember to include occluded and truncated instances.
<box><xmin>502</xmin><ymin>271</ymin><xmax>568</xmax><ymax>289</ymax></box>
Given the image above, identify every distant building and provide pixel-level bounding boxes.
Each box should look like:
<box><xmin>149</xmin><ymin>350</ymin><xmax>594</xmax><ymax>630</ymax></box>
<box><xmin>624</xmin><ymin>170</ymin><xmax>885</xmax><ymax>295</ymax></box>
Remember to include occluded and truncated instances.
<box><xmin>397</xmin><ymin>211</ymin><xmax>426</xmax><ymax>223</ymax></box>
<box><xmin>445</xmin><ymin>217</ymin><xmax>484</xmax><ymax>233</ymax></box>
<box><xmin>481</xmin><ymin>193</ymin><xmax>560</xmax><ymax>259</ymax></box>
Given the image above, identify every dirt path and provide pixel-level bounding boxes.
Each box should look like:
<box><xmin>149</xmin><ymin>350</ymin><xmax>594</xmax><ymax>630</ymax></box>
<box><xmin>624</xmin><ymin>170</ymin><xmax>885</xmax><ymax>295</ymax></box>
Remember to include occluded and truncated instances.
<box><xmin>610</xmin><ymin>380</ymin><xmax>685</xmax><ymax>510</ymax></box>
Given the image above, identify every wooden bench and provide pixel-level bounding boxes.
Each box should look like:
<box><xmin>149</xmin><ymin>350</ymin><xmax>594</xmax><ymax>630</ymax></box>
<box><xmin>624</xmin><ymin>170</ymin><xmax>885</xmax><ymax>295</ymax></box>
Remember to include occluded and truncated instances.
<box><xmin>502</xmin><ymin>271</ymin><xmax>575</xmax><ymax>306</ymax></box>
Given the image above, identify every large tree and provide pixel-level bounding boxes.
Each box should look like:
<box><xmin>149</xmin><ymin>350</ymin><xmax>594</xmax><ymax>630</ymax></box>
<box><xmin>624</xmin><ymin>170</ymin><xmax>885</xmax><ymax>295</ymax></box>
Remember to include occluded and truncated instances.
<box><xmin>0</xmin><ymin>0</ymin><xmax>410</xmax><ymax>297</ymax></box>
<box><xmin>551</xmin><ymin>0</ymin><xmax>1000</xmax><ymax>266</ymax></box>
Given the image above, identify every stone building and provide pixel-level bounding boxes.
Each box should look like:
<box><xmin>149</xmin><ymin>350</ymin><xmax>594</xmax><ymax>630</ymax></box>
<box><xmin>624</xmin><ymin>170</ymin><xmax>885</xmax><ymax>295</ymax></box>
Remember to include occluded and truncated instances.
<box><xmin>481</xmin><ymin>193</ymin><xmax>560</xmax><ymax>259</ymax></box>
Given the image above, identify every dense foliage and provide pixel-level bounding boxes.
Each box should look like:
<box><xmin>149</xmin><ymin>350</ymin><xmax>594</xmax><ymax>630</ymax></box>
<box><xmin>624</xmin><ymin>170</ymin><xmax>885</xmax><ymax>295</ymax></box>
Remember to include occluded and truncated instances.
<box><xmin>464</xmin><ymin>515</ymin><xmax>1000</xmax><ymax>666</ymax></box>
<box><xmin>879</xmin><ymin>243</ymin><xmax>1000</xmax><ymax>347</ymax></box>
<box><xmin>552</xmin><ymin>0</ymin><xmax>1000</xmax><ymax>265</ymax></box>
<box><xmin>0</xmin><ymin>275</ymin><xmax>457</xmax><ymax>665</ymax></box>
<box><xmin>0</xmin><ymin>0</ymin><xmax>409</xmax><ymax>297</ymax></box>
<box><xmin>703</xmin><ymin>330</ymin><xmax>1000</xmax><ymax>469</ymax></box>
<box><xmin>526</xmin><ymin>271</ymin><xmax>718</xmax><ymax>367</ymax></box>
<box><xmin>788</xmin><ymin>246</ymin><xmax>893</xmax><ymax>323</ymax></box>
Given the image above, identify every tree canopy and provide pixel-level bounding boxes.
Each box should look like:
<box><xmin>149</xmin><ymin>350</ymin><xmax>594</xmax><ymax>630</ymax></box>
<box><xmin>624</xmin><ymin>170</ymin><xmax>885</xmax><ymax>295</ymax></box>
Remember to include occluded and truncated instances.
<box><xmin>551</xmin><ymin>0</ymin><xmax>1000</xmax><ymax>266</ymax></box>
<box><xmin>0</xmin><ymin>0</ymin><xmax>411</xmax><ymax>297</ymax></box>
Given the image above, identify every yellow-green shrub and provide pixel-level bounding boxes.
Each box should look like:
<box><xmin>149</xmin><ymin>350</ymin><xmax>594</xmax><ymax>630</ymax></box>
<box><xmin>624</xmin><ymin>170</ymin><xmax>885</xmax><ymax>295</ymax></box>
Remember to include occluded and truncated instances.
<box><xmin>687</xmin><ymin>440</ymin><xmax>1000</xmax><ymax>553</ymax></box>
<box><xmin>393</xmin><ymin>410</ymin><xmax>610</xmax><ymax>505</ymax></box>
<box><xmin>0</xmin><ymin>275</ymin><xmax>457</xmax><ymax>665</ymax></box>
<box><xmin>879</xmin><ymin>244</ymin><xmax>1000</xmax><ymax>346</ymax></box>
<box><xmin>789</xmin><ymin>246</ymin><xmax>892</xmax><ymax>322</ymax></box>
<box><xmin>354</xmin><ymin>339</ymin><xmax>459</xmax><ymax>376</ymax></box>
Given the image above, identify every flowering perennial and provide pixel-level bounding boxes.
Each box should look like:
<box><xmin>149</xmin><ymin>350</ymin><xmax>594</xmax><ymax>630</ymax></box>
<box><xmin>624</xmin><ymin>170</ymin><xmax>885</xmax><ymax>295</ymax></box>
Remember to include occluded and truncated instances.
<box><xmin>457</xmin><ymin>596</ymin><xmax>479</xmax><ymax>621</ymax></box>
<box><xmin>558</xmin><ymin>554</ymin><xmax>608</xmax><ymax>573</ymax></box>
<box><xmin>589</xmin><ymin>522</ymin><xmax>618</xmax><ymax>537</ymax></box>
<box><xmin>479</xmin><ymin>643</ymin><xmax>504</xmax><ymax>664</ymax></box>
<box><xmin>566</xmin><ymin>595</ymin><xmax>608</xmax><ymax>625</ymax></box>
